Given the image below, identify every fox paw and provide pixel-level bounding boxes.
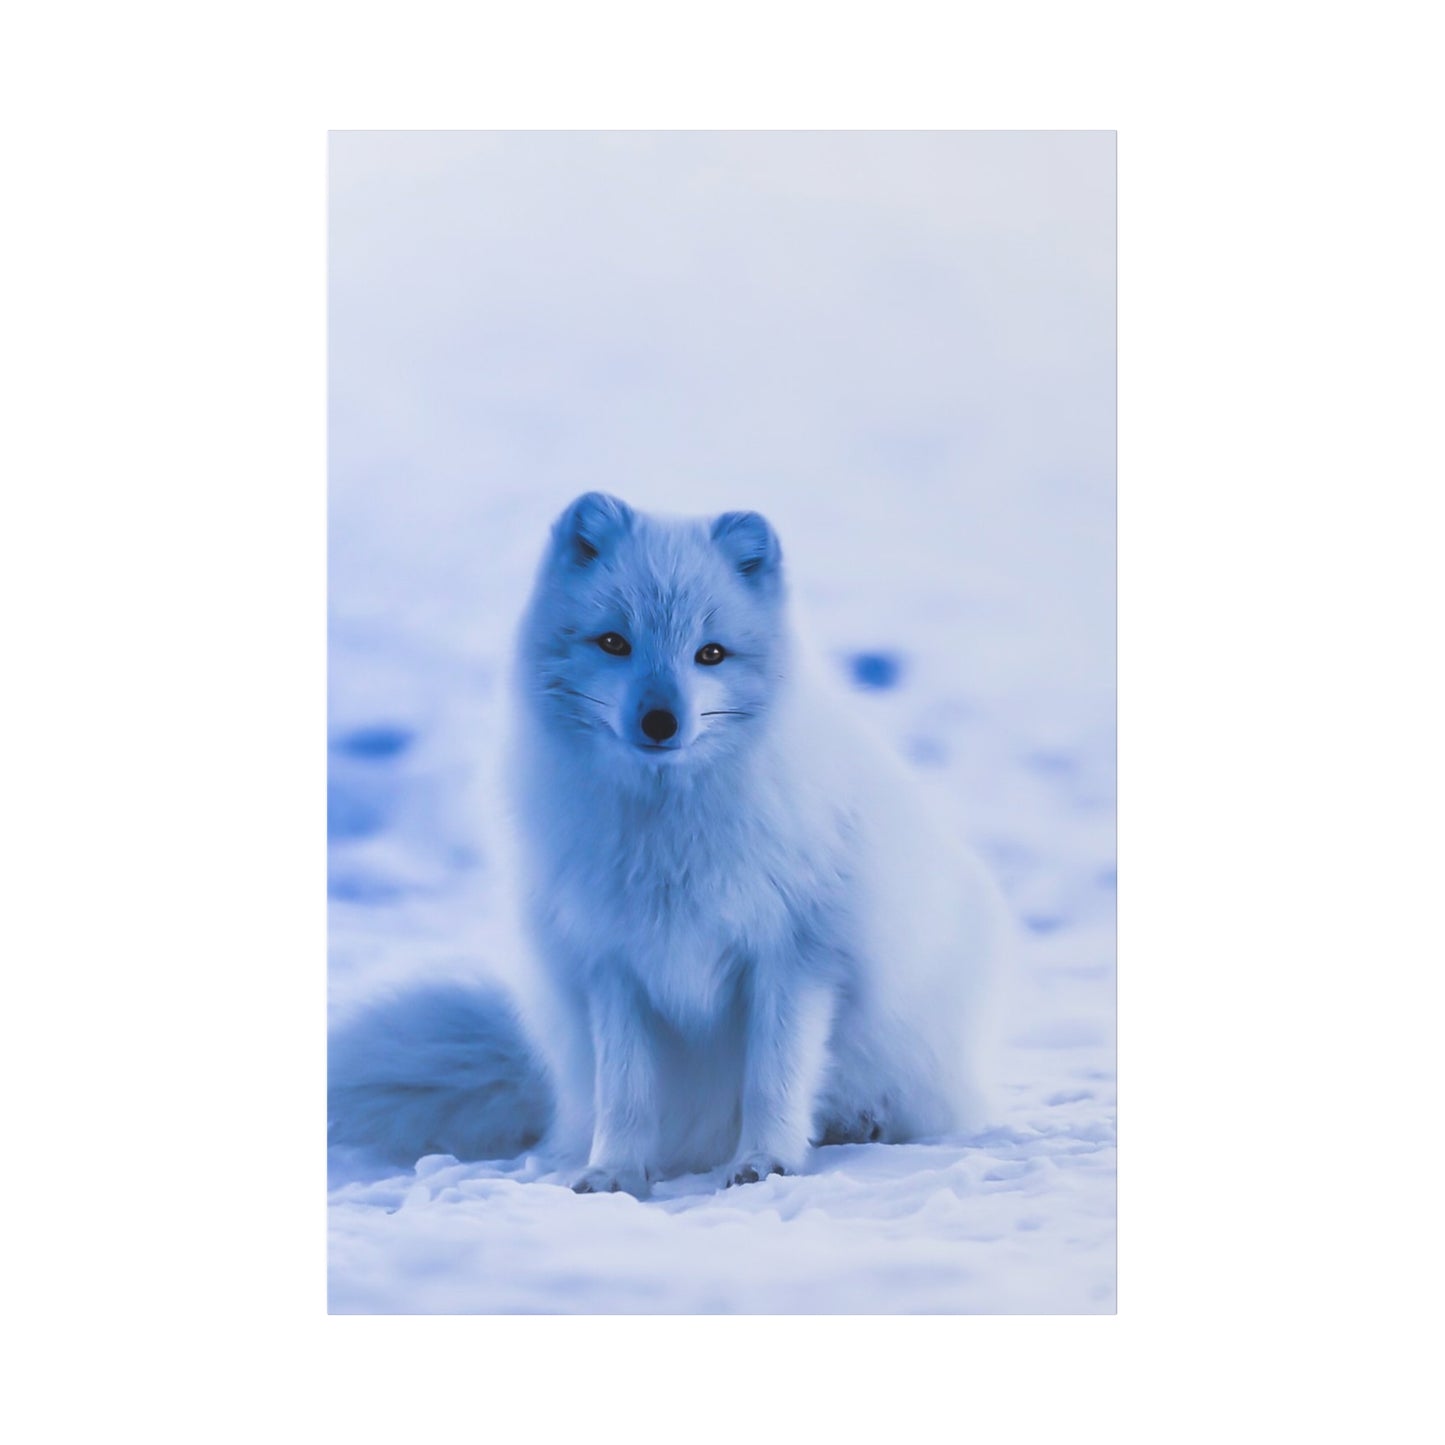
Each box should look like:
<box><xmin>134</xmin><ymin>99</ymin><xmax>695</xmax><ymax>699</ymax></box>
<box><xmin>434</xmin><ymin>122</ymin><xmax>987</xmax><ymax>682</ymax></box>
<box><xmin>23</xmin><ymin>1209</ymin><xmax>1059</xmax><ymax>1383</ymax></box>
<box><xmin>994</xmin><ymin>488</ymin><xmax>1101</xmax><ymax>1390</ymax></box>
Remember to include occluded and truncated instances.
<box><xmin>818</xmin><ymin>1110</ymin><xmax>885</xmax><ymax>1146</ymax></box>
<box><xmin>571</xmin><ymin>1165</ymin><xmax>649</xmax><ymax>1199</ymax></box>
<box><xmin>727</xmin><ymin>1153</ymin><xmax>790</xmax><ymax>1187</ymax></box>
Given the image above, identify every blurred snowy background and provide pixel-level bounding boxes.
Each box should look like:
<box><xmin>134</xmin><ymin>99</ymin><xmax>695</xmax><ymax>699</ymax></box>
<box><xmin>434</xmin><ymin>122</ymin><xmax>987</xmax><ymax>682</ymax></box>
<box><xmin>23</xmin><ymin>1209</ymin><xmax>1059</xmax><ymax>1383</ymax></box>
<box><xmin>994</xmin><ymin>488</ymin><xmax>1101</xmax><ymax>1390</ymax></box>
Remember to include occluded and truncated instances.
<box><xmin>328</xmin><ymin>131</ymin><xmax>1115</xmax><ymax>1312</ymax></box>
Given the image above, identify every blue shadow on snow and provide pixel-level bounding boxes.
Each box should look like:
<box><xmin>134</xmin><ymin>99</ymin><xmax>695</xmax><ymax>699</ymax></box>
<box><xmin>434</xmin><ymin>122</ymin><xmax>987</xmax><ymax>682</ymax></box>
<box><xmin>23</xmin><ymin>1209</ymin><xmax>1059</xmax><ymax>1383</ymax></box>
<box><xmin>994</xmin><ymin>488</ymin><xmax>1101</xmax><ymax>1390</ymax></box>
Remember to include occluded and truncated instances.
<box><xmin>331</xmin><ymin>724</ymin><xmax>415</xmax><ymax>761</ymax></box>
<box><xmin>846</xmin><ymin>651</ymin><xmax>905</xmax><ymax>691</ymax></box>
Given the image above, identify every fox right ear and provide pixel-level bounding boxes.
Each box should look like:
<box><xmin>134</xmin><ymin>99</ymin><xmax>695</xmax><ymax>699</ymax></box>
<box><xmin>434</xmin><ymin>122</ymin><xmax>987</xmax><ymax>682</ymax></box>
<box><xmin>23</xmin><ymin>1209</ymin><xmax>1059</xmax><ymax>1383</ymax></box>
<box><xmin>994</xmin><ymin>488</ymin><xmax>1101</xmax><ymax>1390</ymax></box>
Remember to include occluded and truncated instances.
<box><xmin>711</xmin><ymin>510</ymin><xmax>781</xmax><ymax>584</ymax></box>
<box><xmin>552</xmin><ymin>492</ymin><xmax>633</xmax><ymax>567</ymax></box>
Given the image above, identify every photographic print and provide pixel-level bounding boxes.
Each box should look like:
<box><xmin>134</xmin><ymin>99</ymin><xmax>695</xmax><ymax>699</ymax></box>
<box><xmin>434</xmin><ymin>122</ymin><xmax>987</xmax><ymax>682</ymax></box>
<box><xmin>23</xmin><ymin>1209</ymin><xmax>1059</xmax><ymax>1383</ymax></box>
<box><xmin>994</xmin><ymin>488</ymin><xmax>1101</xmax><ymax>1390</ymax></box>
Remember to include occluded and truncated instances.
<box><xmin>327</xmin><ymin>130</ymin><xmax>1116</xmax><ymax>1313</ymax></box>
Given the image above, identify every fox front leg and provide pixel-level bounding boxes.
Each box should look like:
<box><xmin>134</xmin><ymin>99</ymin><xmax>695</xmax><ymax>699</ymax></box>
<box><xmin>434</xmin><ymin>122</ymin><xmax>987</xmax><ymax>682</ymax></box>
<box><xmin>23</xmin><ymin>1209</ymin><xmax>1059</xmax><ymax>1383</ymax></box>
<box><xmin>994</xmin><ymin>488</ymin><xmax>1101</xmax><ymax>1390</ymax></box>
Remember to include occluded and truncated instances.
<box><xmin>729</xmin><ymin>977</ymin><xmax>837</xmax><ymax>1187</ymax></box>
<box><xmin>571</xmin><ymin>975</ymin><xmax>657</xmax><ymax>1199</ymax></box>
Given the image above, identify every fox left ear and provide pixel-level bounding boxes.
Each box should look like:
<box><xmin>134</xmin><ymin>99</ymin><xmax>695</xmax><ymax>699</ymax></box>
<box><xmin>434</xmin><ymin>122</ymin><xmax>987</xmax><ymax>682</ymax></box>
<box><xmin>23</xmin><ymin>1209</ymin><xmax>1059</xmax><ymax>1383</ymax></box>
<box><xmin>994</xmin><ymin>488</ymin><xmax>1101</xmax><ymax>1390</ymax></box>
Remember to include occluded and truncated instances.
<box><xmin>711</xmin><ymin>510</ymin><xmax>782</xmax><ymax>585</ymax></box>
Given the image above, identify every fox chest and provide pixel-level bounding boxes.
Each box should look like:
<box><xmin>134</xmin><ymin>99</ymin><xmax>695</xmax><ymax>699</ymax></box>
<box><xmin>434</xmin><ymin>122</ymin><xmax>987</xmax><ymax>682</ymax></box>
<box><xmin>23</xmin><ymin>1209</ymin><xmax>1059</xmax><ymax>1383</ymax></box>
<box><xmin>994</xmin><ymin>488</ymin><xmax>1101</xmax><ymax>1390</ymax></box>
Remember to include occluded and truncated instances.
<box><xmin>548</xmin><ymin>829</ymin><xmax>797</xmax><ymax>1022</ymax></box>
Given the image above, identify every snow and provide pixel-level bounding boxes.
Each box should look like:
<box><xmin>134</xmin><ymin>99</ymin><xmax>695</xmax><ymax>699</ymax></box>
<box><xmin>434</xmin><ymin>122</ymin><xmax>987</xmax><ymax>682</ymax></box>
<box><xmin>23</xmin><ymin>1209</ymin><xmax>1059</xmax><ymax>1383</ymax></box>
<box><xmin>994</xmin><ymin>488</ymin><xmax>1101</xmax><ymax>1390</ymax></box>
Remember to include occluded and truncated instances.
<box><xmin>330</xmin><ymin>1129</ymin><xmax>1113</xmax><ymax>1314</ymax></box>
<box><xmin>328</xmin><ymin>131</ymin><xmax>1115</xmax><ymax>1313</ymax></box>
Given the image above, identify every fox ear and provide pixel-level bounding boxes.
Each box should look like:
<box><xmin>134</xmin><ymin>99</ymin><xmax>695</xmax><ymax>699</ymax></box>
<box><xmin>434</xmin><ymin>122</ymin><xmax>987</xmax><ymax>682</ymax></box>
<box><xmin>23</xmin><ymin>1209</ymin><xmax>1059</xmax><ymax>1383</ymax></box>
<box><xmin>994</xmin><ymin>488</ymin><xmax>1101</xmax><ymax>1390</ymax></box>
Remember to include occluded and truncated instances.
<box><xmin>553</xmin><ymin>492</ymin><xmax>633</xmax><ymax>566</ymax></box>
<box><xmin>711</xmin><ymin>510</ymin><xmax>781</xmax><ymax>584</ymax></box>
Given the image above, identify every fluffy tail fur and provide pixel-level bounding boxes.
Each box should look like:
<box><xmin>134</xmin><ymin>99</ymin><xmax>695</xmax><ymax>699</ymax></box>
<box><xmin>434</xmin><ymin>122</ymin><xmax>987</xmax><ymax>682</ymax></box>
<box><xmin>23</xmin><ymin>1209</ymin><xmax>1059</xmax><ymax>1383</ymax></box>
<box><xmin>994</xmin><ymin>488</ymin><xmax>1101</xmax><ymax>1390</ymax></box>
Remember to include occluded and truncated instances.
<box><xmin>327</xmin><ymin>982</ymin><xmax>553</xmax><ymax>1167</ymax></box>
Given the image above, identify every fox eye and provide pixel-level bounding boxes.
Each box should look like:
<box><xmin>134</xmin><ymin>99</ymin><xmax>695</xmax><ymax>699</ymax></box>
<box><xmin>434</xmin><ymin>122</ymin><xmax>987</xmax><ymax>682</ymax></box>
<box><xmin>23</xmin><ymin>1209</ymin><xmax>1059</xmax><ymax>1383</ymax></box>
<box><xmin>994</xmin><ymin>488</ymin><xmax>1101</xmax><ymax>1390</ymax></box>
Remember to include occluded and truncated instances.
<box><xmin>695</xmin><ymin>642</ymin><xmax>727</xmax><ymax>666</ymax></box>
<box><xmin>596</xmin><ymin>632</ymin><xmax>631</xmax><ymax>656</ymax></box>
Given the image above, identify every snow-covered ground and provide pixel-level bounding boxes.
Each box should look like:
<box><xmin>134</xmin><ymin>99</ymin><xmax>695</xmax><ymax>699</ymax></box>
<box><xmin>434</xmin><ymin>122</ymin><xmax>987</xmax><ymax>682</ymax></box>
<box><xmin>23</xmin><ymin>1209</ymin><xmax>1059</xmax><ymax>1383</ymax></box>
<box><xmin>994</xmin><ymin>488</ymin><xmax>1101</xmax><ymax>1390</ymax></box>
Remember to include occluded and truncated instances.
<box><xmin>328</xmin><ymin>131</ymin><xmax>1115</xmax><ymax>1313</ymax></box>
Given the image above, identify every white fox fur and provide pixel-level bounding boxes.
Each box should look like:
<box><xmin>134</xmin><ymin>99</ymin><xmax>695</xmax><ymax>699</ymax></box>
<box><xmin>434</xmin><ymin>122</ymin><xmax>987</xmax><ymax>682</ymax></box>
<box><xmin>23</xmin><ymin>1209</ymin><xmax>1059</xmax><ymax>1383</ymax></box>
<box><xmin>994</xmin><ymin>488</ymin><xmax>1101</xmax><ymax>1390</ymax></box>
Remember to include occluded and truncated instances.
<box><xmin>505</xmin><ymin>493</ymin><xmax>1005</xmax><ymax>1196</ymax></box>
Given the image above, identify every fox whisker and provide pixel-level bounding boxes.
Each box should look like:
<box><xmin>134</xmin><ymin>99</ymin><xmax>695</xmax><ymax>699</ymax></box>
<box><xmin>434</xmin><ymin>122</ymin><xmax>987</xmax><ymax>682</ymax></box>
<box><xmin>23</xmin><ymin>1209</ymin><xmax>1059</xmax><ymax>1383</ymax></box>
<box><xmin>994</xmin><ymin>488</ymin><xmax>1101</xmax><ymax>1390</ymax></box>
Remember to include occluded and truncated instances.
<box><xmin>700</xmin><ymin>710</ymin><xmax>754</xmax><ymax>717</ymax></box>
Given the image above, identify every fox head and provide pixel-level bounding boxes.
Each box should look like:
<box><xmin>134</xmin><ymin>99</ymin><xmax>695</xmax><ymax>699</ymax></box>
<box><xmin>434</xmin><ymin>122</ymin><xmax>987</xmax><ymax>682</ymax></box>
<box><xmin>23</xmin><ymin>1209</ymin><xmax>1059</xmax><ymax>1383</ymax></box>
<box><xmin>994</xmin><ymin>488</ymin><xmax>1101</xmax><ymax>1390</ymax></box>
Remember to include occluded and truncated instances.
<box><xmin>517</xmin><ymin>492</ymin><xmax>789</xmax><ymax>767</ymax></box>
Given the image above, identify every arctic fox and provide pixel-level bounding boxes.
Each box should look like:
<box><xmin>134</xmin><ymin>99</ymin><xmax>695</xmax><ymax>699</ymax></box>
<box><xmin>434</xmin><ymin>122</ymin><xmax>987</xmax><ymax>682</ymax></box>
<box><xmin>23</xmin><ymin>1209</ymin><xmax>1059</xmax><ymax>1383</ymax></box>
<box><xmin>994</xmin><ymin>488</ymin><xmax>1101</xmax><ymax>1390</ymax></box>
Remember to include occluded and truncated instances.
<box><xmin>506</xmin><ymin>492</ymin><xmax>1005</xmax><ymax>1196</ymax></box>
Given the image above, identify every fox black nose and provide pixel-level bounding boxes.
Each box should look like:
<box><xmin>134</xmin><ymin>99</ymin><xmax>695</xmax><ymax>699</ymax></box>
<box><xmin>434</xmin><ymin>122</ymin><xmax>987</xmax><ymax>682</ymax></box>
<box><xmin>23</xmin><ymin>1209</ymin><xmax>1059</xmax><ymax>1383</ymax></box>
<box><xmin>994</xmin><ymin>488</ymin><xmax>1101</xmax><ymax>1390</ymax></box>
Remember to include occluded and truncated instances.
<box><xmin>641</xmin><ymin>709</ymin><xmax>678</xmax><ymax>742</ymax></box>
